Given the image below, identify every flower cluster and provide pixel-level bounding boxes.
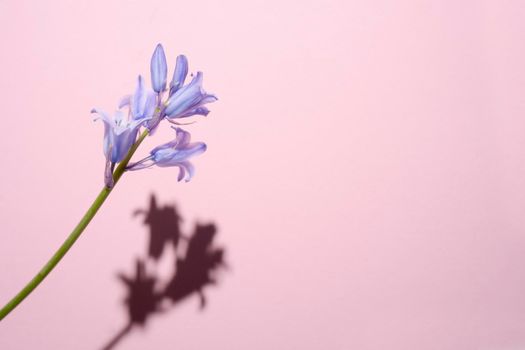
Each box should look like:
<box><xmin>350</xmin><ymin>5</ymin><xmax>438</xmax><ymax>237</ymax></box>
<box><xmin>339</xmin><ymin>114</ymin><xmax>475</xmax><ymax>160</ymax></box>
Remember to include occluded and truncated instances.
<box><xmin>92</xmin><ymin>44</ymin><xmax>216</xmax><ymax>187</ymax></box>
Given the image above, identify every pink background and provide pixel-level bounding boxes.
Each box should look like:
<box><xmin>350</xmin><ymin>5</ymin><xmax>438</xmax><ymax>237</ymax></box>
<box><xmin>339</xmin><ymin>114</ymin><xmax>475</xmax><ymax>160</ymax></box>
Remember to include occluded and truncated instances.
<box><xmin>1</xmin><ymin>0</ymin><xmax>525</xmax><ymax>349</ymax></box>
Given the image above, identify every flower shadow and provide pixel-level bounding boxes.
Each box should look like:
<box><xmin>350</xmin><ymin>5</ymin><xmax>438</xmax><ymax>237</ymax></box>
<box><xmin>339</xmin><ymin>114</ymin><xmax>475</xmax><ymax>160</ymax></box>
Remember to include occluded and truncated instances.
<box><xmin>101</xmin><ymin>194</ymin><xmax>227</xmax><ymax>350</ymax></box>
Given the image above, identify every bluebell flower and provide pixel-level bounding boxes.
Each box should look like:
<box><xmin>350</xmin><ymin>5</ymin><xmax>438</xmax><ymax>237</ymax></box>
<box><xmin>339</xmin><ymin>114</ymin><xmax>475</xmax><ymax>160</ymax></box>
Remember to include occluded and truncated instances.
<box><xmin>119</xmin><ymin>75</ymin><xmax>157</xmax><ymax>122</ymax></box>
<box><xmin>92</xmin><ymin>108</ymin><xmax>149</xmax><ymax>187</ymax></box>
<box><xmin>150</xmin><ymin>44</ymin><xmax>167</xmax><ymax>93</ymax></box>
<box><xmin>136</xmin><ymin>45</ymin><xmax>217</xmax><ymax>132</ymax></box>
<box><xmin>164</xmin><ymin>72</ymin><xmax>217</xmax><ymax>120</ymax></box>
<box><xmin>91</xmin><ymin>44</ymin><xmax>215</xmax><ymax>187</ymax></box>
<box><xmin>127</xmin><ymin>127</ymin><xmax>206</xmax><ymax>182</ymax></box>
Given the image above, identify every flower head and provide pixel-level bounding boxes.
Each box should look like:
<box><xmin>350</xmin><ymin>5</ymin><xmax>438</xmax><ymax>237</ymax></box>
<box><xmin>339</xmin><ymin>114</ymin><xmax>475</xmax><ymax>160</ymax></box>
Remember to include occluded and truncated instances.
<box><xmin>126</xmin><ymin>46</ymin><xmax>217</xmax><ymax>133</ymax></box>
<box><xmin>91</xmin><ymin>44</ymin><xmax>215</xmax><ymax>187</ymax></box>
<box><xmin>128</xmin><ymin>127</ymin><xmax>206</xmax><ymax>182</ymax></box>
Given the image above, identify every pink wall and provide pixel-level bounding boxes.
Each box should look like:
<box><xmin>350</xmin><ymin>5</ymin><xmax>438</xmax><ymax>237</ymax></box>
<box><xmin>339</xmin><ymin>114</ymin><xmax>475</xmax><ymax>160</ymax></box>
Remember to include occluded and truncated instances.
<box><xmin>1</xmin><ymin>0</ymin><xmax>525</xmax><ymax>349</ymax></box>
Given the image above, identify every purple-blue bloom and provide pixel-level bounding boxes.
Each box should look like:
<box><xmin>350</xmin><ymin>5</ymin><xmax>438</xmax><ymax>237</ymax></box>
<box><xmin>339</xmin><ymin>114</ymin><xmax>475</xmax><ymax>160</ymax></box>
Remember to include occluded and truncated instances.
<box><xmin>92</xmin><ymin>108</ymin><xmax>148</xmax><ymax>187</ymax></box>
<box><xmin>92</xmin><ymin>43</ymin><xmax>216</xmax><ymax>187</ymax></box>
<box><xmin>119</xmin><ymin>75</ymin><xmax>157</xmax><ymax>122</ymax></box>
<box><xmin>145</xmin><ymin>47</ymin><xmax>216</xmax><ymax>130</ymax></box>
<box><xmin>164</xmin><ymin>72</ymin><xmax>217</xmax><ymax>119</ymax></box>
<box><xmin>127</xmin><ymin>127</ymin><xmax>206</xmax><ymax>182</ymax></box>
<box><xmin>151</xmin><ymin>44</ymin><xmax>167</xmax><ymax>93</ymax></box>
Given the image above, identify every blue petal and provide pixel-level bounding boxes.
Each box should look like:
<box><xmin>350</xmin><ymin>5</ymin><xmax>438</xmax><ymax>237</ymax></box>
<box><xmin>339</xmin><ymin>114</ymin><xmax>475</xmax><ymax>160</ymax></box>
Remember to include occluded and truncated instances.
<box><xmin>132</xmin><ymin>75</ymin><xmax>157</xmax><ymax>121</ymax></box>
<box><xmin>178</xmin><ymin>106</ymin><xmax>211</xmax><ymax>118</ymax></box>
<box><xmin>150</xmin><ymin>127</ymin><xmax>191</xmax><ymax>154</ymax></box>
<box><xmin>113</xmin><ymin>110</ymin><xmax>125</xmax><ymax>126</ymax></box>
<box><xmin>165</xmin><ymin>72</ymin><xmax>204</xmax><ymax>117</ymax></box>
<box><xmin>174</xmin><ymin>127</ymin><xmax>192</xmax><ymax>147</ymax></box>
<box><xmin>176</xmin><ymin>163</ymin><xmax>186</xmax><ymax>182</ymax></box>
<box><xmin>182</xmin><ymin>142</ymin><xmax>207</xmax><ymax>159</ymax></box>
<box><xmin>165</xmin><ymin>72</ymin><xmax>217</xmax><ymax>119</ymax></box>
<box><xmin>91</xmin><ymin>108</ymin><xmax>113</xmax><ymax>159</ymax></box>
<box><xmin>201</xmin><ymin>94</ymin><xmax>218</xmax><ymax>104</ymax></box>
<box><xmin>169</xmin><ymin>55</ymin><xmax>188</xmax><ymax>96</ymax></box>
<box><xmin>93</xmin><ymin>109</ymin><xmax>144</xmax><ymax>163</ymax></box>
<box><xmin>91</xmin><ymin>108</ymin><xmax>111</xmax><ymax>123</ymax></box>
<box><xmin>127</xmin><ymin>156</ymin><xmax>155</xmax><ymax>171</ymax></box>
<box><xmin>118</xmin><ymin>95</ymin><xmax>131</xmax><ymax>109</ymax></box>
<box><xmin>174</xmin><ymin>161</ymin><xmax>195</xmax><ymax>182</ymax></box>
<box><xmin>112</xmin><ymin>127</ymin><xmax>139</xmax><ymax>163</ymax></box>
<box><xmin>155</xmin><ymin>142</ymin><xmax>206</xmax><ymax>165</ymax></box>
<box><xmin>150</xmin><ymin>43</ymin><xmax>167</xmax><ymax>93</ymax></box>
<box><xmin>132</xmin><ymin>75</ymin><xmax>146</xmax><ymax>118</ymax></box>
<box><xmin>180</xmin><ymin>161</ymin><xmax>195</xmax><ymax>182</ymax></box>
<box><xmin>143</xmin><ymin>92</ymin><xmax>157</xmax><ymax>119</ymax></box>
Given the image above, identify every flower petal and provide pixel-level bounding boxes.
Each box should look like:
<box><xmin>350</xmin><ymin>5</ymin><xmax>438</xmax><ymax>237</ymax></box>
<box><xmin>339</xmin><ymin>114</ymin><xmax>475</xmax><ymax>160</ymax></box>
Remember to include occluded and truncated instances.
<box><xmin>176</xmin><ymin>163</ymin><xmax>186</xmax><ymax>182</ymax></box>
<box><xmin>165</xmin><ymin>72</ymin><xmax>217</xmax><ymax>119</ymax></box>
<box><xmin>91</xmin><ymin>108</ymin><xmax>112</xmax><ymax>123</ymax></box>
<box><xmin>93</xmin><ymin>108</ymin><xmax>145</xmax><ymax>163</ymax></box>
<box><xmin>91</xmin><ymin>108</ymin><xmax>113</xmax><ymax>159</ymax></box>
<box><xmin>131</xmin><ymin>76</ymin><xmax>157</xmax><ymax>121</ymax></box>
<box><xmin>118</xmin><ymin>95</ymin><xmax>132</xmax><ymax>109</ymax></box>
<box><xmin>132</xmin><ymin>75</ymin><xmax>146</xmax><ymax>118</ymax></box>
<box><xmin>183</xmin><ymin>142</ymin><xmax>207</xmax><ymax>158</ymax></box>
<box><xmin>112</xmin><ymin>127</ymin><xmax>139</xmax><ymax>163</ymax></box>
<box><xmin>143</xmin><ymin>91</ymin><xmax>157</xmax><ymax>119</ymax></box>
<box><xmin>174</xmin><ymin>127</ymin><xmax>192</xmax><ymax>148</ymax></box>
<box><xmin>179</xmin><ymin>161</ymin><xmax>195</xmax><ymax>182</ymax></box>
<box><xmin>169</xmin><ymin>54</ymin><xmax>188</xmax><ymax>96</ymax></box>
<box><xmin>150</xmin><ymin>43</ymin><xmax>167</xmax><ymax>93</ymax></box>
<box><xmin>127</xmin><ymin>156</ymin><xmax>156</xmax><ymax>171</ymax></box>
<box><xmin>200</xmin><ymin>93</ymin><xmax>218</xmax><ymax>104</ymax></box>
<box><xmin>177</xmin><ymin>106</ymin><xmax>211</xmax><ymax>119</ymax></box>
<box><xmin>155</xmin><ymin>142</ymin><xmax>206</xmax><ymax>165</ymax></box>
<box><xmin>150</xmin><ymin>127</ymin><xmax>191</xmax><ymax>154</ymax></box>
<box><xmin>113</xmin><ymin>110</ymin><xmax>126</xmax><ymax>127</ymax></box>
<box><xmin>165</xmin><ymin>73</ymin><xmax>203</xmax><ymax>117</ymax></box>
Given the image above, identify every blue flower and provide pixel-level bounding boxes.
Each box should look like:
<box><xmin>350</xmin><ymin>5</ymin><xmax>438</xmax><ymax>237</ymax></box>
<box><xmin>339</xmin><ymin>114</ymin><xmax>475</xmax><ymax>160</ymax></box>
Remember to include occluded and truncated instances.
<box><xmin>137</xmin><ymin>45</ymin><xmax>217</xmax><ymax>131</ymax></box>
<box><xmin>119</xmin><ymin>75</ymin><xmax>157</xmax><ymax>122</ymax></box>
<box><xmin>127</xmin><ymin>127</ymin><xmax>207</xmax><ymax>182</ymax></box>
<box><xmin>164</xmin><ymin>72</ymin><xmax>217</xmax><ymax>120</ymax></box>
<box><xmin>91</xmin><ymin>44</ymin><xmax>216</xmax><ymax>187</ymax></box>
<box><xmin>151</xmin><ymin>44</ymin><xmax>167</xmax><ymax>93</ymax></box>
<box><xmin>92</xmin><ymin>108</ymin><xmax>149</xmax><ymax>187</ymax></box>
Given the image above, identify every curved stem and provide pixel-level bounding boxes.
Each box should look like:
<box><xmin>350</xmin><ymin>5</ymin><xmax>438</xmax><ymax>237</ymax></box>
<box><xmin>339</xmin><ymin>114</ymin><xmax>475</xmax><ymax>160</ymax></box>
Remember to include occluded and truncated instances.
<box><xmin>0</xmin><ymin>129</ymin><xmax>150</xmax><ymax>321</ymax></box>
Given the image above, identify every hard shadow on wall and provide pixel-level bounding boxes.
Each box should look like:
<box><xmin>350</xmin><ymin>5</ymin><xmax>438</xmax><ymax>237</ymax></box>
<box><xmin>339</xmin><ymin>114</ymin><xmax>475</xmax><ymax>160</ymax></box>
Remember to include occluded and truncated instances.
<box><xmin>101</xmin><ymin>194</ymin><xmax>227</xmax><ymax>350</ymax></box>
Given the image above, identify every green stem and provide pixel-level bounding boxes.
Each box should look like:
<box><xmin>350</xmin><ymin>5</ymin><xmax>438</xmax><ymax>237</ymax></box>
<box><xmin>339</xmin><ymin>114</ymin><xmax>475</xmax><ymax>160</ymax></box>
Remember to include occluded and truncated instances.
<box><xmin>0</xmin><ymin>129</ymin><xmax>150</xmax><ymax>321</ymax></box>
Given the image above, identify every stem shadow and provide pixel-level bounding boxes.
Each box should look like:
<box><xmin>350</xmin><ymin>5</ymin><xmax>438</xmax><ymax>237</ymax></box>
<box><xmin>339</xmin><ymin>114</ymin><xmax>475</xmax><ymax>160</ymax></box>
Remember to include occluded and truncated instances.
<box><xmin>100</xmin><ymin>193</ymin><xmax>227</xmax><ymax>350</ymax></box>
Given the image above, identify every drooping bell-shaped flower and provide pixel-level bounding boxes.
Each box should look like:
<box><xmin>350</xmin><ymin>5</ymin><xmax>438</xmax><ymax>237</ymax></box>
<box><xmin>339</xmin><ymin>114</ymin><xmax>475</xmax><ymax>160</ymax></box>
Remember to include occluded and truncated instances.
<box><xmin>91</xmin><ymin>44</ymin><xmax>215</xmax><ymax>187</ymax></box>
<box><xmin>119</xmin><ymin>75</ymin><xmax>157</xmax><ymax>122</ymax></box>
<box><xmin>92</xmin><ymin>108</ymin><xmax>148</xmax><ymax>187</ymax></box>
<box><xmin>127</xmin><ymin>127</ymin><xmax>206</xmax><ymax>182</ymax></box>
<box><xmin>164</xmin><ymin>72</ymin><xmax>217</xmax><ymax>120</ymax></box>
<box><xmin>150</xmin><ymin>44</ymin><xmax>167</xmax><ymax>93</ymax></box>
